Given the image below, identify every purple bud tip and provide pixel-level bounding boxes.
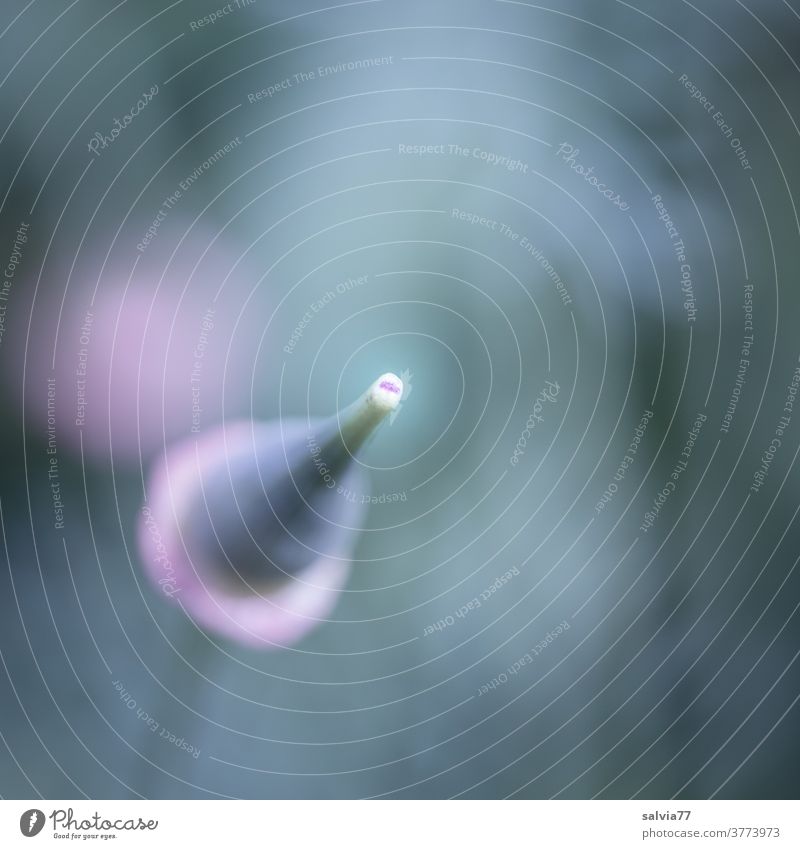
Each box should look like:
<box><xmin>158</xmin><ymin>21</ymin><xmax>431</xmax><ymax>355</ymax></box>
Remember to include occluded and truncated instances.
<box><xmin>366</xmin><ymin>372</ymin><xmax>403</xmax><ymax>414</ymax></box>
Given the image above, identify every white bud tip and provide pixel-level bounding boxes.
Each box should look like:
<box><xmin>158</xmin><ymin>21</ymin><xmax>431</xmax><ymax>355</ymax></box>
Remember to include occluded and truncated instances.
<box><xmin>369</xmin><ymin>372</ymin><xmax>403</xmax><ymax>412</ymax></box>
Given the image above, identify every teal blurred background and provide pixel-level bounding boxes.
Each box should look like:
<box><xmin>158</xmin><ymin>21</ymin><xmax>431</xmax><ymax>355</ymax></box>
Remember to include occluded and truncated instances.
<box><xmin>0</xmin><ymin>0</ymin><xmax>799</xmax><ymax>798</ymax></box>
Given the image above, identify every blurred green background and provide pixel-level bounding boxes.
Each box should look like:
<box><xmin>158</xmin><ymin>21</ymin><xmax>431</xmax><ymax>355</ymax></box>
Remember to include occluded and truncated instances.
<box><xmin>0</xmin><ymin>0</ymin><xmax>799</xmax><ymax>799</ymax></box>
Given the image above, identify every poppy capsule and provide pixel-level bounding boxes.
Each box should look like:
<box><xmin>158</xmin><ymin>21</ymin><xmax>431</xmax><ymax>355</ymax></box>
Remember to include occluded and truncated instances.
<box><xmin>137</xmin><ymin>373</ymin><xmax>404</xmax><ymax>648</ymax></box>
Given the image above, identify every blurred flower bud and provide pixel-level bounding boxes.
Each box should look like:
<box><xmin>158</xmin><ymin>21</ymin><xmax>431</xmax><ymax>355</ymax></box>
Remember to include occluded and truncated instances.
<box><xmin>138</xmin><ymin>373</ymin><xmax>404</xmax><ymax>648</ymax></box>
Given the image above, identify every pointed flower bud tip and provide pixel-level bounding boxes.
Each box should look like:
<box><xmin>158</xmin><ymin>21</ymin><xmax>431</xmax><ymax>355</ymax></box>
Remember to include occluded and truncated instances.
<box><xmin>370</xmin><ymin>372</ymin><xmax>403</xmax><ymax>411</ymax></box>
<box><xmin>137</xmin><ymin>370</ymin><xmax>408</xmax><ymax>648</ymax></box>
